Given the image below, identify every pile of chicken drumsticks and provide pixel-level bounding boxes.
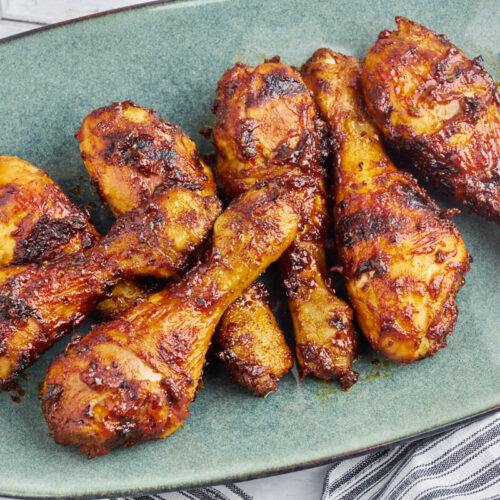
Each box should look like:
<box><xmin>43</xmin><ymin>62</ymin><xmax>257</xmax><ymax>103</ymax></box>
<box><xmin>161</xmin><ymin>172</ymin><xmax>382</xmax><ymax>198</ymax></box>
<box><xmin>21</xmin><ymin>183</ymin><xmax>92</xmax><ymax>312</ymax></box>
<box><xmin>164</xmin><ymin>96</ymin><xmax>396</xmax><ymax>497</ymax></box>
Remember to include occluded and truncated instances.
<box><xmin>0</xmin><ymin>18</ymin><xmax>498</xmax><ymax>457</ymax></box>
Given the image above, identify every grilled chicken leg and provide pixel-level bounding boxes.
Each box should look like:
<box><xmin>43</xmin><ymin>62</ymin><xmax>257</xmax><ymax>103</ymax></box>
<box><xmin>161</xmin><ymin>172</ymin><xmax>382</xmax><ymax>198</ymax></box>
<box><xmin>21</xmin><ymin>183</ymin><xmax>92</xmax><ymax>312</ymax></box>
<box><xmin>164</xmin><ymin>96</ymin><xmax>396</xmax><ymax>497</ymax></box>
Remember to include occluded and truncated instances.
<box><xmin>0</xmin><ymin>183</ymin><xmax>220</xmax><ymax>388</ymax></box>
<box><xmin>76</xmin><ymin>101</ymin><xmax>217</xmax><ymax>212</ymax></box>
<box><xmin>42</xmin><ymin>181</ymin><xmax>299</xmax><ymax>457</ymax></box>
<box><xmin>77</xmin><ymin>101</ymin><xmax>219</xmax><ymax>318</ymax></box>
<box><xmin>213</xmin><ymin>58</ymin><xmax>358</xmax><ymax>388</ymax></box>
<box><xmin>302</xmin><ymin>49</ymin><xmax>470</xmax><ymax>362</ymax></box>
<box><xmin>362</xmin><ymin>17</ymin><xmax>500</xmax><ymax>224</ymax></box>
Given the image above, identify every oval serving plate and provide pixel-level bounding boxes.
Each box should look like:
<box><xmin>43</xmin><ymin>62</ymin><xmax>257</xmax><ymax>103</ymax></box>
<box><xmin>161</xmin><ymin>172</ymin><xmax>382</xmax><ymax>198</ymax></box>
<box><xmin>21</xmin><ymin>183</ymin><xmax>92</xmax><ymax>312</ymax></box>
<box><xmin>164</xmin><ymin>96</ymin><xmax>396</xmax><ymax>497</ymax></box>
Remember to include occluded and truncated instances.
<box><xmin>0</xmin><ymin>0</ymin><xmax>499</xmax><ymax>498</ymax></box>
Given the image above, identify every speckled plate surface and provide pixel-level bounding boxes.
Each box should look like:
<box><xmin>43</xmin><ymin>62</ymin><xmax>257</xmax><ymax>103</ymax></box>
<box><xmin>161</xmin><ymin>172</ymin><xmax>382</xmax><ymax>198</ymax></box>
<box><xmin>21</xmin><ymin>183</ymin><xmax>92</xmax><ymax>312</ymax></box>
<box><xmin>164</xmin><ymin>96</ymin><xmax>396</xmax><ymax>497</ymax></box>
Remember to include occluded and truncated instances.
<box><xmin>0</xmin><ymin>0</ymin><xmax>499</xmax><ymax>498</ymax></box>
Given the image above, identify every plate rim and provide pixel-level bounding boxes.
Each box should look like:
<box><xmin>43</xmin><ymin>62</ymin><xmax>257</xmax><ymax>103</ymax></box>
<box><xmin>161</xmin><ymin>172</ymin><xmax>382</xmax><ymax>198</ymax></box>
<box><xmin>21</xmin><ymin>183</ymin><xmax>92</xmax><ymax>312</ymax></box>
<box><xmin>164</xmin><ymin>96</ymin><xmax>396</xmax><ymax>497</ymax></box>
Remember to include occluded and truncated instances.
<box><xmin>0</xmin><ymin>1</ymin><xmax>498</xmax><ymax>498</ymax></box>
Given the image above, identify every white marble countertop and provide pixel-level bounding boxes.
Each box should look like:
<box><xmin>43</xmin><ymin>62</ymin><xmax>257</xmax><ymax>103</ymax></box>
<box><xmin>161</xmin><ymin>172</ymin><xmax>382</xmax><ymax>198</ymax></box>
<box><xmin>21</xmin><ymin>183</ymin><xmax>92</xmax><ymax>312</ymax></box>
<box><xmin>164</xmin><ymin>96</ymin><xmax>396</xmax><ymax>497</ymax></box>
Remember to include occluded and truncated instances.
<box><xmin>0</xmin><ymin>2</ymin><xmax>330</xmax><ymax>498</ymax></box>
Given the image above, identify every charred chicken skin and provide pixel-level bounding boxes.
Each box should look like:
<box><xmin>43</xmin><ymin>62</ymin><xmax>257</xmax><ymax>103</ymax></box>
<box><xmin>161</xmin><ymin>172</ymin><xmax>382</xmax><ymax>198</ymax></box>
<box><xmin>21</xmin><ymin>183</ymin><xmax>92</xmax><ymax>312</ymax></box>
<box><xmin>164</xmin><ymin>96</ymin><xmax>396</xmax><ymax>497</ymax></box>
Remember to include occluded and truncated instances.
<box><xmin>42</xmin><ymin>181</ymin><xmax>299</xmax><ymax>457</ymax></box>
<box><xmin>216</xmin><ymin>282</ymin><xmax>293</xmax><ymax>397</ymax></box>
<box><xmin>0</xmin><ymin>155</ymin><xmax>98</xmax><ymax>266</ymax></box>
<box><xmin>78</xmin><ymin>101</ymin><xmax>292</xmax><ymax>396</ymax></box>
<box><xmin>213</xmin><ymin>58</ymin><xmax>358</xmax><ymax>389</ymax></box>
<box><xmin>302</xmin><ymin>49</ymin><xmax>470</xmax><ymax>362</ymax></box>
<box><xmin>77</xmin><ymin>101</ymin><xmax>217</xmax><ymax>215</ymax></box>
<box><xmin>362</xmin><ymin>17</ymin><xmax>500</xmax><ymax>224</ymax></box>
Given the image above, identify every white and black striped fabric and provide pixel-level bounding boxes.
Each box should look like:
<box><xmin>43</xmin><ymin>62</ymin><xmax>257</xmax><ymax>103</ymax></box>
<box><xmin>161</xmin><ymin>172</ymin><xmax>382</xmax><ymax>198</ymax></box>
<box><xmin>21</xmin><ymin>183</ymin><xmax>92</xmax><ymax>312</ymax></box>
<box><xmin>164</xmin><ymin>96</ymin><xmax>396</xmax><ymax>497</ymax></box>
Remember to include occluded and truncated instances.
<box><xmin>125</xmin><ymin>485</ymin><xmax>254</xmax><ymax>500</ymax></box>
<box><xmin>119</xmin><ymin>410</ymin><xmax>499</xmax><ymax>500</ymax></box>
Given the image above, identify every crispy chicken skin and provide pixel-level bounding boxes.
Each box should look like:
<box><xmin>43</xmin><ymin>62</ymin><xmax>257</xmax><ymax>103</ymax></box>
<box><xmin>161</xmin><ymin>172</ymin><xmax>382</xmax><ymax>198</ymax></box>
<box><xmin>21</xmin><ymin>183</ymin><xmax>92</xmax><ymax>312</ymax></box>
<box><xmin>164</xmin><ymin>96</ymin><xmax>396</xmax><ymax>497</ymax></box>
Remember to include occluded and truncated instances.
<box><xmin>216</xmin><ymin>282</ymin><xmax>293</xmax><ymax>397</ymax></box>
<box><xmin>42</xmin><ymin>181</ymin><xmax>299</xmax><ymax>457</ymax></box>
<box><xmin>0</xmin><ymin>186</ymin><xmax>221</xmax><ymax>388</ymax></box>
<box><xmin>213</xmin><ymin>59</ymin><xmax>358</xmax><ymax>389</ymax></box>
<box><xmin>0</xmin><ymin>155</ymin><xmax>98</xmax><ymax>266</ymax></box>
<box><xmin>362</xmin><ymin>17</ymin><xmax>500</xmax><ymax>224</ymax></box>
<box><xmin>77</xmin><ymin>101</ymin><xmax>217</xmax><ymax>216</ymax></box>
<box><xmin>302</xmin><ymin>49</ymin><xmax>470</xmax><ymax>362</ymax></box>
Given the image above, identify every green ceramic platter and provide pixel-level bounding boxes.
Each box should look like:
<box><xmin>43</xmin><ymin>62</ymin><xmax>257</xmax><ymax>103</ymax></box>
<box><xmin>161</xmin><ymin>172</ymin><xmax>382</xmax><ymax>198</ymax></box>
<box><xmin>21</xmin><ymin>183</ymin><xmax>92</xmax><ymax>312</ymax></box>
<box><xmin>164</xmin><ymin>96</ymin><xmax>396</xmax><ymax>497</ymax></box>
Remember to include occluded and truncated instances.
<box><xmin>0</xmin><ymin>0</ymin><xmax>499</xmax><ymax>497</ymax></box>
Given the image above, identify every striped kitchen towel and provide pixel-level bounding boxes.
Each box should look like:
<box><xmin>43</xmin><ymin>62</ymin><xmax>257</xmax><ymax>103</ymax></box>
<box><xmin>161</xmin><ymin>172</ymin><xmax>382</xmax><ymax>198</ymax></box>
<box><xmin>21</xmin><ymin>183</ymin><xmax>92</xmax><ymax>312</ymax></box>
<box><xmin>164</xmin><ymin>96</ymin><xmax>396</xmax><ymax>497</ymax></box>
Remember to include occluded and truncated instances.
<box><xmin>124</xmin><ymin>410</ymin><xmax>499</xmax><ymax>500</ymax></box>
